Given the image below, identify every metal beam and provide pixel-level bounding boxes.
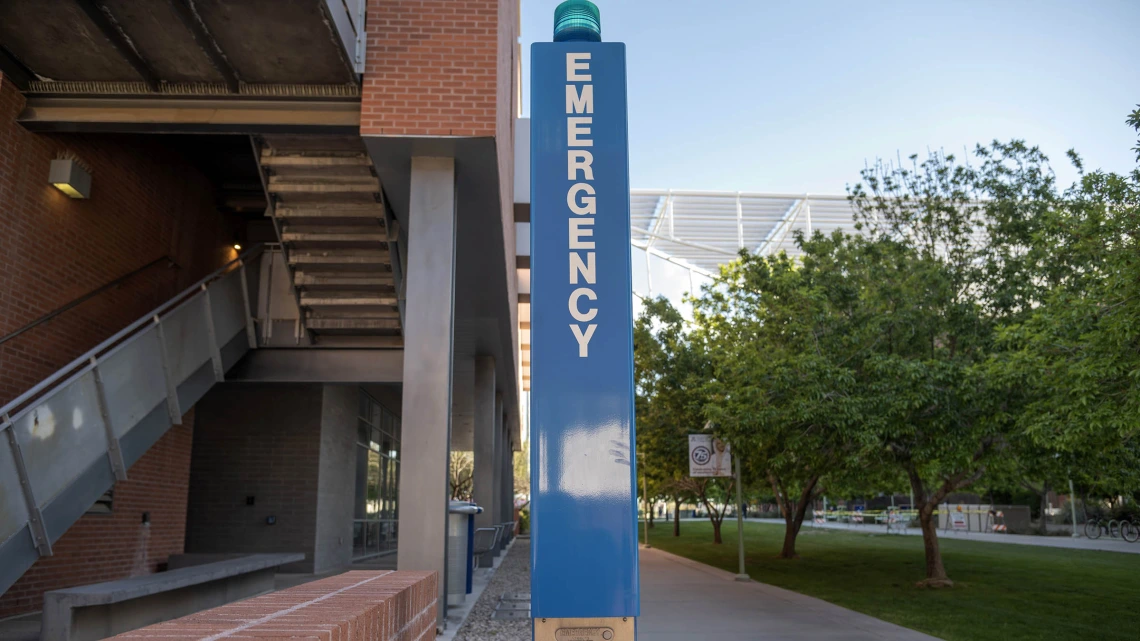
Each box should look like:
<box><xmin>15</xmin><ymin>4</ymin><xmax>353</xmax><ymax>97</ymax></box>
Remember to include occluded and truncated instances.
<box><xmin>76</xmin><ymin>1</ymin><xmax>161</xmax><ymax>91</ymax></box>
<box><xmin>632</xmin><ymin>227</ymin><xmax>738</xmax><ymax>257</ymax></box>
<box><xmin>755</xmin><ymin>199</ymin><xmax>805</xmax><ymax>256</ymax></box>
<box><xmin>735</xmin><ymin>193</ymin><xmax>745</xmax><ymax>249</ymax></box>
<box><xmin>645</xmin><ymin>193</ymin><xmax>671</xmax><ymax>248</ymax></box>
<box><xmin>226</xmin><ymin>348</ymin><xmax>404</xmax><ymax>382</ymax></box>
<box><xmin>18</xmin><ymin>97</ymin><xmax>360</xmax><ymax>134</ymax></box>
<box><xmin>169</xmin><ymin>0</ymin><xmax>241</xmax><ymax>93</ymax></box>
<box><xmin>0</xmin><ymin>46</ymin><xmax>35</xmax><ymax>91</ymax></box>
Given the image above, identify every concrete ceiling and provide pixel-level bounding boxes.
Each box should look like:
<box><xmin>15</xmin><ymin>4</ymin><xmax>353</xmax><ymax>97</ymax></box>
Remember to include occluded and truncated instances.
<box><xmin>0</xmin><ymin>0</ymin><xmax>355</xmax><ymax>91</ymax></box>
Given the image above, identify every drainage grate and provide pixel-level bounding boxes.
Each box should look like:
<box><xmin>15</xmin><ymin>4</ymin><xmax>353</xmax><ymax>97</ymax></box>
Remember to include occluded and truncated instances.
<box><xmin>491</xmin><ymin>592</ymin><xmax>531</xmax><ymax>620</ymax></box>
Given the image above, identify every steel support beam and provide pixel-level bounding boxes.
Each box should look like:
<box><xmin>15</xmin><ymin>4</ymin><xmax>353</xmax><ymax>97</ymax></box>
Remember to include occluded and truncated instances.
<box><xmin>0</xmin><ymin>46</ymin><xmax>35</xmax><ymax>90</ymax></box>
<box><xmin>756</xmin><ymin>199</ymin><xmax>805</xmax><ymax>256</ymax></box>
<box><xmin>226</xmin><ymin>348</ymin><xmax>404</xmax><ymax>382</ymax></box>
<box><xmin>18</xmin><ymin>97</ymin><xmax>360</xmax><ymax>134</ymax></box>
<box><xmin>169</xmin><ymin>0</ymin><xmax>241</xmax><ymax>93</ymax></box>
<box><xmin>76</xmin><ymin>1</ymin><xmax>161</xmax><ymax>91</ymax></box>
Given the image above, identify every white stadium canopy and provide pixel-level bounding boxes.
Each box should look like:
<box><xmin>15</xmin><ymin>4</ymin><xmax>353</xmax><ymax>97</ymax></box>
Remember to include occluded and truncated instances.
<box><xmin>629</xmin><ymin>190</ymin><xmax>859</xmax><ymax>311</ymax></box>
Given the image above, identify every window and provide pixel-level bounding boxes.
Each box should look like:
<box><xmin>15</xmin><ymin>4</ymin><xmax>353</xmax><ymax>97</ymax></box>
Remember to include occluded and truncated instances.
<box><xmin>353</xmin><ymin>389</ymin><xmax>401</xmax><ymax>559</ymax></box>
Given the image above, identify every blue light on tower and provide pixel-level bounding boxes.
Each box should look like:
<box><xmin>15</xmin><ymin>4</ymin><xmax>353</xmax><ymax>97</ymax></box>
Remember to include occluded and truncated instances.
<box><xmin>553</xmin><ymin>0</ymin><xmax>601</xmax><ymax>42</ymax></box>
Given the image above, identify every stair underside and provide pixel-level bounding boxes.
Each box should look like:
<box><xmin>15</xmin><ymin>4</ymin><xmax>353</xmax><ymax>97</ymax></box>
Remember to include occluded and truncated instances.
<box><xmin>259</xmin><ymin>135</ymin><xmax>400</xmax><ymax>338</ymax></box>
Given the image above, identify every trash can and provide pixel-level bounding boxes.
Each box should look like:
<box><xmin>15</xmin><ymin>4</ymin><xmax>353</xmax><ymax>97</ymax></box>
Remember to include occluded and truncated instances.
<box><xmin>447</xmin><ymin>500</ymin><xmax>482</xmax><ymax>606</ymax></box>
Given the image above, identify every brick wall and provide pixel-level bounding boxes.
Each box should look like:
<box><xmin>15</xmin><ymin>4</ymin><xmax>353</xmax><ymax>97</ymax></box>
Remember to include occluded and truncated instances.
<box><xmin>185</xmin><ymin>384</ymin><xmax>324</xmax><ymax>573</ymax></box>
<box><xmin>0</xmin><ymin>412</ymin><xmax>195</xmax><ymax>618</ymax></box>
<box><xmin>109</xmin><ymin>570</ymin><xmax>438</xmax><ymax>641</ymax></box>
<box><xmin>361</xmin><ymin>0</ymin><xmax>503</xmax><ymax>136</ymax></box>
<box><xmin>0</xmin><ymin>72</ymin><xmax>233</xmax><ymax>617</ymax></box>
<box><xmin>0</xmin><ymin>74</ymin><xmax>235</xmax><ymax>405</ymax></box>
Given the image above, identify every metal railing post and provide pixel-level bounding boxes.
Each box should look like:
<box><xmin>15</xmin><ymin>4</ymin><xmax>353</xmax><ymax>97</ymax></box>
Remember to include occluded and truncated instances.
<box><xmin>3</xmin><ymin>414</ymin><xmax>53</xmax><ymax>556</ymax></box>
<box><xmin>90</xmin><ymin>357</ymin><xmax>128</xmax><ymax>481</ymax></box>
<box><xmin>238</xmin><ymin>260</ymin><xmax>258</xmax><ymax>349</ymax></box>
<box><xmin>201</xmin><ymin>285</ymin><xmax>225</xmax><ymax>382</ymax></box>
<box><xmin>153</xmin><ymin>316</ymin><xmax>183</xmax><ymax>425</ymax></box>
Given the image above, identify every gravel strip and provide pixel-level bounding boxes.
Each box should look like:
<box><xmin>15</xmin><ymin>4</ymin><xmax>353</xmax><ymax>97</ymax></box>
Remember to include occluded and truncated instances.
<box><xmin>454</xmin><ymin>538</ymin><xmax>531</xmax><ymax>641</ymax></box>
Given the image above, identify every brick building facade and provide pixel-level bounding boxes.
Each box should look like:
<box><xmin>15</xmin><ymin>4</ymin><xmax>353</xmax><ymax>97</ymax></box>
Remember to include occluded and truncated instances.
<box><xmin>0</xmin><ymin>72</ymin><xmax>233</xmax><ymax>617</ymax></box>
<box><xmin>0</xmin><ymin>0</ymin><xmax>523</xmax><ymax>625</ymax></box>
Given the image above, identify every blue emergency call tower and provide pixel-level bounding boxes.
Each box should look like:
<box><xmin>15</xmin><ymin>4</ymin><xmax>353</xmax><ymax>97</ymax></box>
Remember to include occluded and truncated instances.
<box><xmin>530</xmin><ymin>2</ymin><xmax>639</xmax><ymax>640</ymax></box>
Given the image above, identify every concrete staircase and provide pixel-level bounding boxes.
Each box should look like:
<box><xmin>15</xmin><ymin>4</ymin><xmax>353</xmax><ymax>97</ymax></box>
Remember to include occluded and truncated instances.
<box><xmin>256</xmin><ymin>136</ymin><xmax>404</xmax><ymax>342</ymax></box>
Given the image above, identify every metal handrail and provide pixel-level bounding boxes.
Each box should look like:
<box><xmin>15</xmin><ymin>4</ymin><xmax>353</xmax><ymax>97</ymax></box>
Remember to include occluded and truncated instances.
<box><xmin>0</xmin><ymin>244</ymin><xmax>265</xmax><ymax>424</ymax></box>
<box><xmin>0</xmin><ymin>255</ymin><xmax>178</xmax><ymax>347</ymax></box>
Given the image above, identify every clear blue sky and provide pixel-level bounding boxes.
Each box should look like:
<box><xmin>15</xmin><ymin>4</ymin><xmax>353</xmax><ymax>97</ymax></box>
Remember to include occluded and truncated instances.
<box><xmin>520</xmin><ymin>0</ymin><xmax>1140</xmax><ymax>194</ymax></box>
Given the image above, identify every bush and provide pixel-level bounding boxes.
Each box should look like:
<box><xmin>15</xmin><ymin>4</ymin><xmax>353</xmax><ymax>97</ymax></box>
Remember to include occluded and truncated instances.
<box><xmin>1111</xmin><ymin>502</ymin><xmax>1140</xmax><ymax>522</ymax></box>
<box><xmin>518</xmin><ymin>507</ymin><xmax>530</xmax><ymax>534</ymax></box>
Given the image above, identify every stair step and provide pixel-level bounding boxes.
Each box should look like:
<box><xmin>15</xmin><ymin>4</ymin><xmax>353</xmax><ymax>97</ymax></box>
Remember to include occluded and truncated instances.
<box><xmin>301</xmin><ymin>292</ymin><xmax>398</xmax><ymax>307</ymax></box>
<box><xmin>267</xmin><ymin>177</ymin><xmax>381</xmax><ymax>194</ymax></box>
<box><xmin>282</xmin><ymin>228</ymin><xmax>388</xmax><ymax>243</ymax></box>
<box><xmin>260</xmin><ymin>154</ymin><xmax>371</xmax><ymax>167</ymax></box>
<box><xmin>288</xmin><ymin>250</ymin><xmax>389</xmax><ymax>268</ymax></box>
<box><xmin>295</xmin><ymin>272</ymin><xmax>395</xmax><ymax>288</ymax></box>
<box><xmin>274</xmin><ymin>204</ymin><xmax>384</xmax><ymax>219</ymax></box>
<box><xmin>306</xmin><ymin>318</ymin><xmax>402</xmax><ymax>331</ymax></box>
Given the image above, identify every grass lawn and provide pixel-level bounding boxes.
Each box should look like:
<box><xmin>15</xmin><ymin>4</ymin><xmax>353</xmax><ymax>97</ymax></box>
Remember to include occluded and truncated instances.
<box><xmin>644</xmin><ymin>520</ymin><xmax>1140</xmax><ymax>641</ymax></box>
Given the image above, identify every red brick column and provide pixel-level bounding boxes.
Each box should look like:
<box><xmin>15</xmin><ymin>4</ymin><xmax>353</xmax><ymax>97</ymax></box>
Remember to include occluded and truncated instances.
<box><xmin>110</xmin><ymin>571</ymin><xmax>438</xmax><ymax>641</ymax></box>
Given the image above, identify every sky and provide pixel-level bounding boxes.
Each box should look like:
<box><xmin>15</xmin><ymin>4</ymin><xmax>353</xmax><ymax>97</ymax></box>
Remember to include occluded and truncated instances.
<box><xmin>520</xmin><ymin>0</ymin><xmax>1140</xmax><ymax>195</ymax></box>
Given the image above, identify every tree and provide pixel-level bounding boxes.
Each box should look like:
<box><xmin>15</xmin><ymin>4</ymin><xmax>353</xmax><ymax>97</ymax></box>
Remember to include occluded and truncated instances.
<box><xmin>845</xmin><ymin>141</ymin><xmax>1087</xmax><ymax>586</ymax></box>
<box><xmin>695</xmin><ymin>236</ymin><xmax>873</xmax><ymax>559</ymax></box>
<box><xmin>634</xmin><ymin>297</ymin><xmax>716</xmax><ymax>541</ymax></box>
<box><xmin>513</xmin><ymin>439</ymin><xmax>530</xmax><ymax>504</ymax></box>
<box><xmin>988</xmin><ymin>112</ymin><xmax>1140</xmax><ymax>497</ymax></box>
<box><xmin>450</xmin><ymin>451</ymin><xmax>474</xmax><ymax>501</ymax></box>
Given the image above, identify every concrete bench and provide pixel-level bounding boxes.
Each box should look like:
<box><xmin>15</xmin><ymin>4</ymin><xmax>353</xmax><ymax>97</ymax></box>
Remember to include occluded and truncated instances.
<box><xmin>42</xmin><ymin>553</ymin><xmax>304</xmax><ymax>641</ymax></box>
<box><xmin>107</xmin><ymin>570</ymin><xmax>438</xmax><ymax>641</ymax></box>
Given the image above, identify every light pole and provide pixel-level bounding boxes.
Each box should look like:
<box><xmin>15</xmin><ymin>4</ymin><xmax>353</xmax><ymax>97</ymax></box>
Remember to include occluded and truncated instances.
<box><xmin>639</xmin><ymin>451</ymin><xmax>650</xmax><ymax>548</ymax></box>
<box><xmin>733</xmin><ymin>453</ymin><xmax>749</xmax><ymax>581</ymax></box>
<box><xmin>1069</xmin><ymin>477</ymin><xmax>1080</xmax><ymax>538</ymax></box>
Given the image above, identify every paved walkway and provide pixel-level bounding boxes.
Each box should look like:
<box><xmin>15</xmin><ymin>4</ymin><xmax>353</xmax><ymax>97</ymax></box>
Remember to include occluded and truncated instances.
<box><xmin>766</xmin><ymin>518</ymin><xmax>1140</xmax><ymax>555</ymax></box>
<box><xmin>640</xmin><ymin>546</ymin><xmax>939</xmax><ymax>641</ymax></box>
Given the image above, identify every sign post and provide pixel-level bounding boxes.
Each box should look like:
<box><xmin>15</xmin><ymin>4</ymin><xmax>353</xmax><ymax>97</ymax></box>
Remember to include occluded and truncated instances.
<box><xmin>530</xmin><ymin>2</ymin><xmax>638</xmax><ymax>639</ymax></box>
<box><xmin>689</xmin><ymin>435</ymin><xmax>749</xmax><ymax>581</ymax></box>
<box><xmin>733</xmin><ymin>453</ymin><xmax>749</xmax><ymax>581</ymax></box>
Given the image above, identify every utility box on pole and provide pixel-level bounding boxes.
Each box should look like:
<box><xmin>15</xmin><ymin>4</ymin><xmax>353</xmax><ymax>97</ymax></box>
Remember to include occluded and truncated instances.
<box><xmin>529</xmin><ymin>2</ymin><xmax>639</xmax><ymax>639</ymax></box>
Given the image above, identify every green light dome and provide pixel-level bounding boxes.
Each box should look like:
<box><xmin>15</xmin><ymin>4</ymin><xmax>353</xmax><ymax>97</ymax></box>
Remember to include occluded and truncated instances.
<box><xmin>554</xmin><ymin>0</ymin><xmax>601</xmax><ymax>42</ymax></box>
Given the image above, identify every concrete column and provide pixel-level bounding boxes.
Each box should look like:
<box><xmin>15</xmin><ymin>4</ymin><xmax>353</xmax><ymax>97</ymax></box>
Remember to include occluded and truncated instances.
<box><xmin>397</xmin><ymin>157</ymin><xmax>456</xmax><ymax>626</ymax></box>
<box><xmin>501</xmin><ymin>413</ymin><xmax>512</xmax><ymax>544</ymax></box>
<box><xmin>472</xmin><ymin>355</ymin><xmax>497</xmax><ymax>566</ymax></box>
<box><xmin>491</xmin><ymin>392</ymin><xmax>504</xmax><ymax>557</ymax></box>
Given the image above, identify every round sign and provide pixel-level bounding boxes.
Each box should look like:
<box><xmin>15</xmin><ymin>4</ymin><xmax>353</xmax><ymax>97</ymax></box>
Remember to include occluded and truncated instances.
<box><xmin>691</xmin><ymin>446</ymin><xmax>711</xmax><ymax>465</ymax></box>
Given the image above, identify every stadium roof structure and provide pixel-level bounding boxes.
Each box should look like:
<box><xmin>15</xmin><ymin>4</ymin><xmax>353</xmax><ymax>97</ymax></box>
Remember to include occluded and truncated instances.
<box><xmin>629</xmin><ymin>190</ymin><xmax>860</xmax><ymax>273</ymax></box>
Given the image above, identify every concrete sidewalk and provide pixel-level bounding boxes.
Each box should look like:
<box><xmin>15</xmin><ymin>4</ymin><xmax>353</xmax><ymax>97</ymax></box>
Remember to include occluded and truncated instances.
<box><xmin>764</xmin><ymin>518</ymin><xmax>1140</xmax><ymax>555</ymax></box>
<box><xmin>639</xmin><ymin>546</ymin><xmax>939</xmax><ymax>641</ymax></box>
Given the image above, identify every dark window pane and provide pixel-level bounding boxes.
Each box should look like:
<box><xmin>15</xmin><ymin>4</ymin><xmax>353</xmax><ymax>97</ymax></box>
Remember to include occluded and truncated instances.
<box><xmin>367</xmin><ymin>450</ymin><xmax>381</xmax><ymax>517</ymax></box>
<box><xmin>359</xmin><ymin>393</ymin><xmax>371</xmax><ymax>422</ymax></box>
<box><xmin>352</xmin><ymin>521</ymin><xmax>366</xmax><ymax>558</ymax></box>
<box><xmin>354</xmin><ymin>446</ymin><xmax>369</xmax><ymax>519</ymax></box>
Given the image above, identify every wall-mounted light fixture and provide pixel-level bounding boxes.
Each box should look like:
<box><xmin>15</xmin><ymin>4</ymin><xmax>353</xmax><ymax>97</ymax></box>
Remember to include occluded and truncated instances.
<box><xmin>49</xmin><ymin>158</ymin><xmax>92</xmax><ymax>199</ymax></box>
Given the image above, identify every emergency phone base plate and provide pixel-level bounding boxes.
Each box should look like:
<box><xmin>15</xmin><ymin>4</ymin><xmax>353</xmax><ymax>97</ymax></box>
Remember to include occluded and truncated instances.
<box><xmin>534</xmin><ymin>617</ymin><xmax>635</xmax><ymax>641</ymax></box>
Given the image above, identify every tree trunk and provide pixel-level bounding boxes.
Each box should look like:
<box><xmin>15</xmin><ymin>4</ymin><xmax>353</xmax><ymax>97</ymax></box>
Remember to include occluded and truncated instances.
<box><xmin>916</xmin><ymin>505</ymin><xmax>951</xmax><ymax>586</ymax></box>
<box><xmin>711</xmin><ymin>518</ymin><xmax>723</xmax><ymax>544</ymax></box>
<box><xmin>777</xmin><ymin>476</ymin><xmax>818</xmax><ymax>559</ymax></box>
<box><xmin>673</xmin><ymin>497</ymin><xmax>681</xmax><ymax>537</ymax></box>
<box><xmin>904</xmin><ymin>466</ymin><xmax>953</xmax><ymax>587</ymax></box>
<box><xmin>648</xmin><ymin>502</ymin><xmax>655</xmax><ymax>529</ymax></box>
